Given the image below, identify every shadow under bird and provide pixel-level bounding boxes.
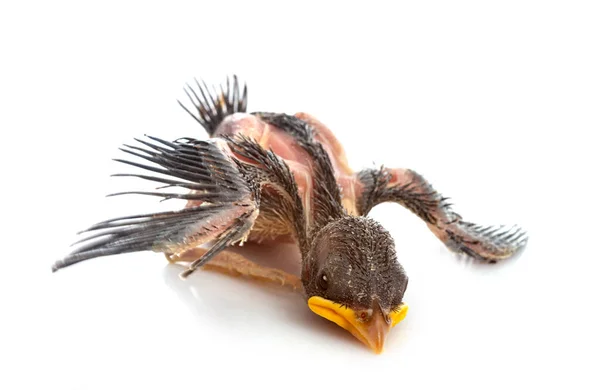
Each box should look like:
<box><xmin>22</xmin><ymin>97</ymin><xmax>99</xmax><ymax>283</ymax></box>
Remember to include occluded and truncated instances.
<box><xmin>52</xmin><ymin>75</ymin><xmax>528</xmax><ymax>353</ymax></box>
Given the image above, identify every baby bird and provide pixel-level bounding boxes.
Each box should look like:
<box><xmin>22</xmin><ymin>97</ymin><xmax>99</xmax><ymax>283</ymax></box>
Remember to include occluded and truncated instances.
<box><xmin>52</xmin><ymin>76</ymin><xmax>527</xmax><ymax>353</ymax></box>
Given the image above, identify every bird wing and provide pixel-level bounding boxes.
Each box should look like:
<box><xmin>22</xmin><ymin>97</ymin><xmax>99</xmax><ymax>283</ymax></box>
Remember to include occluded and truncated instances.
<box><xmin>52</xmin><ymin>135</ymin><xmax>306</xmax><ymax>278</ymax></box>
<box><xmin>355</xmin><ymin>167</ymin><xmax>528</xmax><ymax>263</ymax></box>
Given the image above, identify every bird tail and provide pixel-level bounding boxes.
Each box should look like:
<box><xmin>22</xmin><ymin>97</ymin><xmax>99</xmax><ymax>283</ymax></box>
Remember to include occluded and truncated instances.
<box><xmin>178</xmin><ymin>75</ymin><xmax>248</xmax><ymax>136</ymax></box>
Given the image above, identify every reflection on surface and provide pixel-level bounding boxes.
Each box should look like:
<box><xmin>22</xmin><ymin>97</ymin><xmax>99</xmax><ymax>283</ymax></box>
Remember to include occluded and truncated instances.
<box><xmin>445</xmin><ymin>238</ymin><xmax>529</xmax><ymax>274</ymax></box>
<box><xmin>161</xmin><ymin>242</ymin><xmax>362</xmax><ymax>349</ymax></box>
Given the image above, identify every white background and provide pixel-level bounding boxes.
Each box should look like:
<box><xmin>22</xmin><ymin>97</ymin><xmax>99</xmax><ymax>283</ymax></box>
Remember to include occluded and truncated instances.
<box><xmin>2</xmin><ymin>1</ymin><xmax>599</xmax><ymax>389</ymax></box>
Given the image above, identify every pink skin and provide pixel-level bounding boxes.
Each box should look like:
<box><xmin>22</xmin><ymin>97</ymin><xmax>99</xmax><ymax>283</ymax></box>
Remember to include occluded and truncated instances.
<box><xmin>211</xmin><ymin>113</ymin><xmax>512</xmax><ymax>260</ymax></box>
<box><xmin>214</xmin><ymin>112</ymin><xmax>361</xmax><ymax>220</ymax></box>
<box><xmin>179</xmin><ymin>112</ymin><xmax>524</xmax><ymax>265</ymax></box>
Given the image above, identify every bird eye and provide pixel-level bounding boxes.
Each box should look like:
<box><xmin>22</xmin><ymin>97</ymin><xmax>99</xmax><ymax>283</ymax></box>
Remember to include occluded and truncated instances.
<box><xmin>318</xmin><ymin>272</ymin><xmax>329</xmax><ymax>290</ymax></box>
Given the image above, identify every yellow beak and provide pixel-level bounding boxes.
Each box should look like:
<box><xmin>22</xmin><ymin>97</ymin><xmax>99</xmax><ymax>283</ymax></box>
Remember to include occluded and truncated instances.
<box><xmin>307</xmin><ymin>296</ymin><xmax>408</xmax><ymax>354</ymax></box>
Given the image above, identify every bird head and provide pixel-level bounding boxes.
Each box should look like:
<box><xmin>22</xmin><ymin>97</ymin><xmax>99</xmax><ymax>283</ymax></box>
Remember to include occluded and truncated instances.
<box><xmin>302</xmin><ymin>216</ymin><xmax>409</xmax><ymax>353</ymax></box>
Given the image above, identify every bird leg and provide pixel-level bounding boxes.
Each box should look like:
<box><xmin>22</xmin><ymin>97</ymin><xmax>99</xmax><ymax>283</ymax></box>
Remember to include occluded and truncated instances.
<box><xmin>166</xmin><ymin>248</ymin><xmax>302</xmax><ymax>291</ymax></box>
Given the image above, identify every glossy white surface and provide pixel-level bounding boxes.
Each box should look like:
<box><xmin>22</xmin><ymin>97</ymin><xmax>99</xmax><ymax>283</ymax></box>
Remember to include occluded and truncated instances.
<box><xmin>2</xmin><ymin>1</ymin><xmax>599</xmax><ymax>389</ymax></box>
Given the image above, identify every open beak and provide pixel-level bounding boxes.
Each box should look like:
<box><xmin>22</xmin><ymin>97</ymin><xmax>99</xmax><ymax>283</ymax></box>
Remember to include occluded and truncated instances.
<box><xmin>308</xmin><ymin>296</ymin><xmax>408</xmax><ymax>354</ymax></box>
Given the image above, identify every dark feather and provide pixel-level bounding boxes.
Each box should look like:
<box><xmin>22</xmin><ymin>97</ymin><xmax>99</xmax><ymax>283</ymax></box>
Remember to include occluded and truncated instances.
<box><xmin>255</xmin><ymin>113</ymin><xmax>345</xmax><ymax>231</ymax></box>
<box><xmin>178</xmin><ymin>75</ymin><xmax>248</xmax><ymax>136</ymax></box>
<box><xmin>52</xmin><ymin>136</ymin><xmax>256</xmax><ymax>272</ymax></box>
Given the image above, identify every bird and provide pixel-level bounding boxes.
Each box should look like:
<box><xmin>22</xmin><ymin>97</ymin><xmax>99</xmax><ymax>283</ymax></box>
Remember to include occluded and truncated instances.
<box><xmin>52</xmin><ymin>75</ymin><xmax>528</xmax><ymax>354</ymax></box>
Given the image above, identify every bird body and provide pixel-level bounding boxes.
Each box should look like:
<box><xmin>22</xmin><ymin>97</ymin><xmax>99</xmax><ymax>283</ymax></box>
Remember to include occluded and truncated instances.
<box><xmin>53</xmin><ymin>76</ymin><xmax>528</xmax><ymax>353</ymax></box>
<box><xmin>211</xmin><ymin>111</ymin><xmax>359</xmax><ymax>241</ymax></box>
